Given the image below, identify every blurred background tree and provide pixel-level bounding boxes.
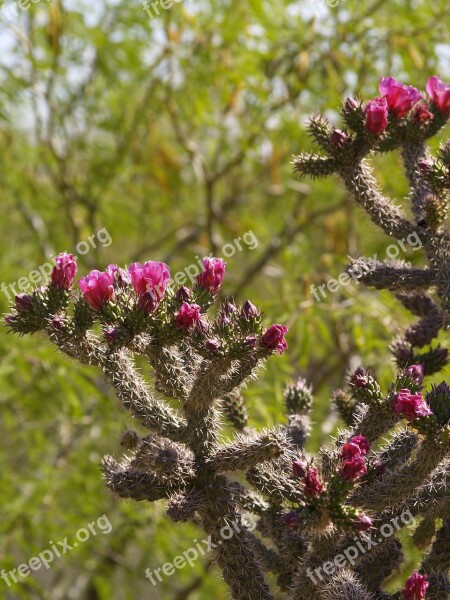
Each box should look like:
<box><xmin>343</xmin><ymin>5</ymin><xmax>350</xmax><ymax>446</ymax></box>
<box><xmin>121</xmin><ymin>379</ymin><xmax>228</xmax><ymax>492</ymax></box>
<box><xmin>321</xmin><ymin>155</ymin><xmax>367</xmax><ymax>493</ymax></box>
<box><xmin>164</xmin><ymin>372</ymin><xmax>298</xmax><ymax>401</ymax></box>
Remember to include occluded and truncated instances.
<box><xmin>0</xmin><ymin>0</ymin><xmax>449</xmax><ymax>598</ymax></box>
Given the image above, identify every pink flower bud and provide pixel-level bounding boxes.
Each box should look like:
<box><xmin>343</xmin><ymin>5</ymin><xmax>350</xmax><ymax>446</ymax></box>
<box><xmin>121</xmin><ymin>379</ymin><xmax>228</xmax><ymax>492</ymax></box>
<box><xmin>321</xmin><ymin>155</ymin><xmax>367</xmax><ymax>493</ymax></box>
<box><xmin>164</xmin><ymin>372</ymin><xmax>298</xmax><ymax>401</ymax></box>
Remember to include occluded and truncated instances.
<box><xmin>196</xmin><ymin>257</ymin><xmax>226</xmax><ymax>295</ymax></box>
<box><xmin>344</xmin><ymin>97</ymin><xmax>360</xmax><ymax>112</ymax></box>
<box><xmin>129</xmin><ymin>261</ymin><xmax>170</xmax><ymax>313</ymax></box>
<box><xmin>51</xmin><ymin>316</ymin><xmax>64</xmax><ymax>330</ymax></box>
<box><xmin>244</xmin><ymin>335</ymin><xmax>258</xmax><ymax>347</ymax></box>
<box><xmin>340</xmin><ymin>442</ymin><xmax>362</xmax><ymax>460</ymax></box>
<box><xmin>379</xmin><ymin>77</ymin><xmax>422</xmax><ymax>118</ymax></box>
<box><xmin>426</xmin><ymin>76</ymin><xmax>450</xmax><ymax>116</ymax></box>
<box><xmin>392</xmin><ymin>389</ymin><xmax>432</xmax><ymax>421</ymax></box>
<box><xmin>105</xmin><ymin>327</ymin><xmax>119</xmax><ymax>342</ymax></box>
<box><xmin>261</xmin><ymin>324</ymin><xmax>288</xmax><ymax>354</ymax></box>
<box><xmin>283</xmin><ymin>511</ymin><xmax>300</xmax><ymax>527</ymax></box>
<box><xmin>365</xmin><ymin>97</ymin><xmax>389</xmax><ymax>135</ymax></box>
<box><xmin>51</xmin><ymin>253</ymin><xmax>77</xmax><ymax>290</ymax></box>
<box><xmin>205</xmin><ymin>338</ymin><xmax>221</xmax><ymax>352</ymax></box>
<box><xmin>330</xmin><ymin>129</ymin><xmax>349</xmax><ymax>148</ymax></box>
<box><xmin>223</xmin><ymin>301</ymin><xmax>237</xmax><ymax>314</ymax></box>
<box><xmin>340</xmin><ymin>454</ymin><xmax>367</xmax><ymax>482</ymax></box>
<box><xmin>352</xmin><ymin>367</ymin><xmax>369</xmax><ymax>388</ymax></box>
<box><xmin>292</xmin><ymin>458</ymin><xmax>308</xmax><ymax>478</ymax></box>
<box><xmin>350</xmin><ymin>435</ymin><xmax>370</xmax><ymax>455</ymax></box>
<box><xmin>176</xmin><ymin>286</ymin><xmax>191</xmax><ymax>302</ymax></box>
<box><xmin>353</xmin><ymin>514</ymin><xmax>373</xmax><ymax>531</ymax></box>
<box><xmin>176</xmin><ymin>302</ymin><xmax>201</xmax><ymax>329</ymax></box>
<box><xmin>303</xmin><ymin>466</ymin><xmax>323</xmax><ymax>497</ymax></box>
<box><xmin>196</xmin><ymin>318</ymin><xmax>210</xmax><ymax>335</ymax></box>
<box><xmin>405</xmin><ymin>364</ymin><xmax>424</xmax><ymax>384</ymax></box>
<box><xmin>107</xmin><ymin>264</ymin><xmax>130</xmax><ymax>288</ymax></box>
<box><xmin>78</xmin><ymin>269</ymin><xmax>115</xmax><ymax>311</ymax></box>
<box><xmin>15</xmin><ymin>293</ymin><xmax>33</xmax><ymax>313</ymax></box>
<box><xmin>402</xmin><ymin>571</ymin><xmax>429</xmax><ymax>600</ymax></box>
<box><xmin>413</xmin><ymin>102</ymin><xmax>434</xmax><ymax>123</ymax></box>
<box><xmin>242</xmin><ymin>300</ymin><xmax>259</xmax><ymax>319</ymax></box>
<box><xmin>418</xmin><ymin>158</ymin><xmax>434</xmax><ymax>176</ymax></box>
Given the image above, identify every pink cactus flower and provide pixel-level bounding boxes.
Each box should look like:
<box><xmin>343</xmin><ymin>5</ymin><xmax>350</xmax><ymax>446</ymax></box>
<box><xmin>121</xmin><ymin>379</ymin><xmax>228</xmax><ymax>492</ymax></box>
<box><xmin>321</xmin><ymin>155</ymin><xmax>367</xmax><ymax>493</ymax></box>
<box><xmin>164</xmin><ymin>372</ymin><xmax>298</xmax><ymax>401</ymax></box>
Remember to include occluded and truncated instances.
<box><xmin>379</xmin><ymin>77</ymin><xmax>422</xmax><ymax>117</ymax></box>
<box><xmin>261</xmin><ymin>324</ymin><xmax>288</xmax><ymax>354</ymax></box>
<box><xmin>426</xmin><ymin>76</ymin><xmax>450</xmax><ymax>116</ymax></box>
<box><xmin>402</xmin><ymin>571</ymin><xmax>429</xmax><ymax>600</ymax></box>
<box><xmin>349</xmin><ymin>435</ymin><xmax>370</xmax><ymax>455</ymax></box>
<box><xmin>176</xmin><ymin>302</ymin><xmax>202</xmax><ymax>329</ymax></box>
<box><xmin>392</xmin><ymin>389</ymin><xmax>432</xmax><ymax>421</ymax></box>
<box><xmin>129</xmin><ymin>261</ymin><xmax>170</xmax><ymax>313</ymax></box>
<box><xmin>51</xmin><ymin>253</ymin><xmax>77</xmax><ymax>290</ymax></box>
<box><xmin>365</xmin><ymin>97</ymin><xmax>389</xmax><ymax>135</ymax></box>
<box><xmin>340</xmin><ymin>454</ymin><xmax>367</xmax><ymax>482</ymax></box>
<box><xmin>196</xmin><ymin>257</ymin><xmax>226</xmax><ymax>295</ymax></box>
<box><xmin>303</xmin><ymin>466</ymin><xmax>324</xmax><ymax>497</ymax></box>
<box><xmin>78</xmin><ymin>269</ymin><xmax>115</xmax><ymax>310</ymax></box>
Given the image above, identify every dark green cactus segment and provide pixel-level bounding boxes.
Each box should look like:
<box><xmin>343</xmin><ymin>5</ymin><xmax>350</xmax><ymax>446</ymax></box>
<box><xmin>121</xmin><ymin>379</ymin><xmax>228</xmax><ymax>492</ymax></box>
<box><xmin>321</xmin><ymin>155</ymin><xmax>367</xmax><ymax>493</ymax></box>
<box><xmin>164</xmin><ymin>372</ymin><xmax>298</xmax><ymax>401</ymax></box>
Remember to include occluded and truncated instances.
<box><xmin>426</xmin><ymin>382</ymin><xmax>450</xmax><ymax>427</ymax></box>
<box><xmin>222</xmin><ymin>391</ymin><xmax>249</xmax><ymax>430</ymax></box>
<box><xmin>284</xmin><ymin>377</ymin><xmax>313</xmax><ymax>414</ymax></box>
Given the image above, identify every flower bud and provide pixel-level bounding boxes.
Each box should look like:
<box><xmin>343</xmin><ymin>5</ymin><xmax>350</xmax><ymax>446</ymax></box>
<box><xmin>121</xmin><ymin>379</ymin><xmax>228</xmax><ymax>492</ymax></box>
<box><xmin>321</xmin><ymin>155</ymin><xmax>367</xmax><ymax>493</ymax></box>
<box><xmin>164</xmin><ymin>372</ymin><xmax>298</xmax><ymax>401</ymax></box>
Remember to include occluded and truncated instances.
<box><xmin>402</xmin><ymin>571</ymin><xmax>428</xmax><ymax>600</ymax></box>
<box><xmin>330</xmin><ymin>129</ymin><xmax>349</xmax><ymax>148</ymax></box>
<box><xmin>51</xmin><ymin>253</ymin><xmax>77</xmax><ymax>290</ymax></box>
<box><xmin>261</xmin><ymin>324</ymin><xmax>288</xmax><ymax>354</ymax></box>
<box><xmin>176</xmin><ymin>286</ymin><xmax>191</xmax><ymax>302</ymax></box>
<box><xmin>205</xmin><ymin>338</ymin><xmax>221</xmax><ymax>352</ymax></box>
<box><xmin>405</xmin><ymin>364</ymin><xmax>424</xmax><ymax>384</ymax></box>
<box><xmin>196</xmin><ymin>257</ymin><xmax>226</xmax><ymax>295</ymax></box>
<box><xmin>365</xmin><ymin>97</ymin><xmax>388</xmax><ymax>135</ymax></box>
<box><xmin>176</xmin><ymin>303</ymin><xmax>201</xmax><ymax>330</ymax></box>
<box><xmin>241</xmin><ymin>300</ymin><xmax>259</xmax><ymax>319</ymax></box>
<box><xmin>353</xmin><ymin>514</ymin><xmax>373</xmax><ymax>531</ymax></box>
<box><xmin>292</xmin><ymin>458</ymin><xmax>308</xmax><ymax>478</ymax></box>
<box><xmin>15</xmin><ymin>293</ymin><xmax>33</xmax><ymax>313</ymax></box>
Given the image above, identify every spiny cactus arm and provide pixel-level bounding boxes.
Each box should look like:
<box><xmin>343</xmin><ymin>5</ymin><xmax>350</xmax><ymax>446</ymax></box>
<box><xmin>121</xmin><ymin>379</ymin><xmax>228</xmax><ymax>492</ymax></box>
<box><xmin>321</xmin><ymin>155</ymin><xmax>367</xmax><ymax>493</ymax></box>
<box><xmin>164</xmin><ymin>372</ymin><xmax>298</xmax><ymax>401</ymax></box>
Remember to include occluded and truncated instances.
<box><xmin>227</xmin><ymin>481</ymin><xmax>269</xmax><ymax>516</ymax></box>
<box><xmin>222</xmin><ymin>391</ymin><xmax>249</xmax><ymax>431</ymax></box>
<box><xmin>412</xmin><ymin>512</ymin><xmax>437</xmax><ymax>550</ymax></box>
<box><xmin>401</xmin><ymin>141</ymin><xmax>431</xmax><ymax>222</ymax></box>
<box><xmin>292</xmin><ymin>153</ymin><xmax>338</xmax><ymax>179</ymax></box>
<box><xmin>103</xmin><ymin>349</ymin><xmax>187</xmax><ymax>440</ymax></box>
<box><xmin>166</xmin><ymin>488</ymin><xmax>204</xmax><ymax>522</ymax></box>
<box><xmin>285</xmin><ymin>414</ymin><xmax>311</xmax><ymax>451</ymax></box>
<box><xmin>200</xmin><ymin>477</ymin><xmax>275</xmax><ymax>600</ymax></box>
<box><xmin>101</xmin><ymin>455</ymin><xmax>181</xmax><ymax>502</ymax></box>
<box><xmin>355</xmin><ymin>537</ymin><xmax>403</xmax><ymax>595</ymax></box>
<box><xmin>341</xmin><ymin>159</ymin><xmax>417</xmax><ymax>239</ymax></box>
<box><xmin>352</xmin><ymin>438</ymin><xmax>448</xmax><ymax>512</ymax></box>
<box><xmin>316</xmin><ymin>569</ymin><xmax>375</xmax><ymax>600</ymax></box>
<box><xmin>426</xmin><ymin>573</ymin><xmax>450</xmax><ymax>600</ymax></box>
<box><xmin>333</xmin><ymin>389</ymin><xmax>359</xmax><ymax>427</ymax></box>
<box><xmin>207</xmin><ymin>429</ymin><xmax>287</xmax><ymax>473</ymax></box>
<box><xmin>246</xmin><ymin>463</ymin><xmax>306</xmax><ymax>504</ymax></box>
<box><xmin>132</xmin><ymin>335</ymin><xmax>192</xmax><ymax>401</ymax></box>
<box><xmin>422</xmin><ymin>514</ymin><xmax>450</xmax><ymax>573</ymax></box>
<box><xmin>346</xmin><ymin>258</ymin><xmax>434</xmax><ymax>291</ymax></box>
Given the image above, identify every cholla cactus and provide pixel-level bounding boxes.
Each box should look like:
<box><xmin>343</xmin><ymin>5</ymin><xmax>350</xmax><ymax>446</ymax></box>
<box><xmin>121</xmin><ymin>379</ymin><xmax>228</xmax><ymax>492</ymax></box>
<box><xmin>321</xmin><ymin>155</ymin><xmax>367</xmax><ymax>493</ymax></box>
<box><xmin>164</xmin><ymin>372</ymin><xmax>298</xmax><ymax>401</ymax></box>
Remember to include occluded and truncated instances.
<box><xmin>5</xmin><ymin>74</ymin><xmax>450</xmax><ymax>600</ymax></box>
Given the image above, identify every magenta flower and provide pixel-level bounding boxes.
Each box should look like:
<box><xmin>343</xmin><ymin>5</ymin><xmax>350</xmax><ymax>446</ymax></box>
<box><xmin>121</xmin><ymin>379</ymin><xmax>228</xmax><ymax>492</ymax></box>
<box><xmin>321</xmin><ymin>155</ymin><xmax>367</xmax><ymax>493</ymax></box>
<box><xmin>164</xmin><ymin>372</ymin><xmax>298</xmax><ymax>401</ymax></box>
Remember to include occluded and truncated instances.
<box><xmin>78</xmin><ymin>269</ymin><xmax>115</xmax><ymax>311</ymax></box>
<box><xmin>340</xmin><ymin>454</ymin><xmax>367</xmax><ymax>482</ymax></box>
<box><xmin>340</xmin><ymin>442</ymin><xmax>362</xmax><ymax>460</ymax></box>
<box><xmin>196</xmin><ymin>257</ymin><xmax>226</xmax><ymax>295</ymax></box>
<box><xmin>303</xmin><ymin>467</ymin><xmax>323</xmax><ymax>497</ymax></box>
<box><xmin>176</xmin><ymin>302</ymin><xmax>202</xmax><ymax>329</ymax></box>
<box><xmin>379</xmin><ymin>77</ymin><xmax>422</xmax><ymax>118</ymax></box>
<box><xmin>15</xmin><ymin>293</ymin><xmax>33</xmax><ymax>313</ymax></box>
<box><xmin>353</xmin><ymin>514</ymin><xmax>373</xmax><ymax>531</ymax></box>
<box><xmin>426</xmin><ymin>76</ymin><xmax>450</xmax><ymax>116</ymax></box>
<box><xmin>402</xmin><ymin>571</ymin><xmax>429</xmax><ymax>600</ymax></box>
<box><xmin>51</xmin><ymin>253</ymin><xmax>77</xmax><ymax>290</ymax></box>
<box><xmin>261</xmin><ymin>324</ymin><xmax>288</xmax><ymax>354</ymax></box>
<box><xmin>392</xmin><ymin>389</ymin><xmax>432</xmax><ymax>421</ymax></box>
<box><xmin>129</xmin><ymin>261</ymin><xmax>170</xmax><ymax>313</ymax></box>
<box><xmin>405</xmin><ymin>364</ymin><xmax>424</xmax><ymax>384</ymax></box>
<box><xmin>350</xmin><ymin>435</ymin><xmax>370</xmax><ymax>455</ymax></box>
<box><xmin>365</xmin><ymin>97</ymin><xmax>389</xmax><ymax>135</ymax></box>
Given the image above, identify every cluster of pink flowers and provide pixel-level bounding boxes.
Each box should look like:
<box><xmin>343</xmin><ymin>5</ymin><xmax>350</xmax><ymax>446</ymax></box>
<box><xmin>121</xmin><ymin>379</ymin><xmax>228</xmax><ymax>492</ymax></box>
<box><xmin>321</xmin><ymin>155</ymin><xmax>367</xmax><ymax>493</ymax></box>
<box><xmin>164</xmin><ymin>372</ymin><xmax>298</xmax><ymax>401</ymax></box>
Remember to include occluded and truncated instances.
<box><xmin>339</xmin><ymin>435</ymin><xmax>370</xmax><ymax>482</ymax></box>
<box><xmin>402</xmin><ymin>571</ymin><xmax>429</xmax><ymax>600</ymax></box>
<box><xmin>292</xmin><ymin>459</ymin><xmax>323</xmax><ymax>497</ymax></box>
<box><xmin>364</xmin><ymin>76</ymin><xmax>450</xmax><ymax>135</ymax></box>
<box><xmin>391</xmin><ymin>389</ymin><xmax>432</xmax><ymax>421</ymax></box>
